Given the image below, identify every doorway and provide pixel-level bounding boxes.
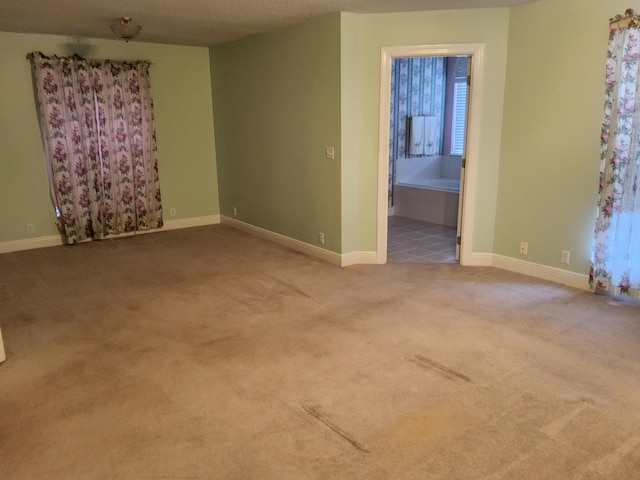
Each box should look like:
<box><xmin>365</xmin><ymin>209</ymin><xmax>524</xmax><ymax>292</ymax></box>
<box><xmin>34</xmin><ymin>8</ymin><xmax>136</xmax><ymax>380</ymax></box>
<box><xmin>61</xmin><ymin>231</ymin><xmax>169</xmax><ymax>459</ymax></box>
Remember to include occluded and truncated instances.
<box><xmin>387</xmin><ymin>55</ymin><xmax>468</xmax><ymax>264</ymax></box>
<box><xmin>376</xmin><ymin>43</ymin><xmax>485</xmax><ymax>265</ymax></box>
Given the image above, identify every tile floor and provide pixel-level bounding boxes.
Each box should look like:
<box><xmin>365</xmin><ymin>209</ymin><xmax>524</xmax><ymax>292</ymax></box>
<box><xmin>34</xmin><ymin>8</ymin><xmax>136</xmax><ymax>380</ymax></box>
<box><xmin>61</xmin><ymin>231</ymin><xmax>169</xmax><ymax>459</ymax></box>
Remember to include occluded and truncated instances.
<box><xmin>387</xmin><ymin>215</ymin><xmax>457</xmax><ymax>264</ymax></box>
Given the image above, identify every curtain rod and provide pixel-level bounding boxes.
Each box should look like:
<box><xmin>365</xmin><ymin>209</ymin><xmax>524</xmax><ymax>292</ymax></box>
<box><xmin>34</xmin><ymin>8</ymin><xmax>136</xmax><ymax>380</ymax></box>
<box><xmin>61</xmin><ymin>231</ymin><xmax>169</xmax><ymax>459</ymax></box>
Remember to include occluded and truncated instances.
<box><xmin>26</xmin><ymin>51</ymin><xmax>153</xmax><ymax>65</ymax></box>
<box><xmin>610</xmin><ymin>8</ymin><xmax>640</xmax><ymax>30</ymax></box>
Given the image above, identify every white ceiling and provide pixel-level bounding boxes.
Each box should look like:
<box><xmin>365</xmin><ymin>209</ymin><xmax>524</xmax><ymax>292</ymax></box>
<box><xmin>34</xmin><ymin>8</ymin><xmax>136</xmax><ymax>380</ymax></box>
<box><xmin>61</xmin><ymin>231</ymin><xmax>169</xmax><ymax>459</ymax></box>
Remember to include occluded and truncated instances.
<box><xmin>0</xmin><ymin>0</ymin><xmax>537</xmax><ymax>47</ymax></box>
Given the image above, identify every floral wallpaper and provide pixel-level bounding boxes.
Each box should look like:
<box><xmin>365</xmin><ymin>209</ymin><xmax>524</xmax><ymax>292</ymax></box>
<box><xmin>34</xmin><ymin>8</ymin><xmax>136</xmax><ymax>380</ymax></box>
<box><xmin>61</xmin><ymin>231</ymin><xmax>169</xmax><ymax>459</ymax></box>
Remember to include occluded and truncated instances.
<box><xmin>388</xmin><ymin>57</ymin><xmax>446</xmax><ymax>206</ymax></box>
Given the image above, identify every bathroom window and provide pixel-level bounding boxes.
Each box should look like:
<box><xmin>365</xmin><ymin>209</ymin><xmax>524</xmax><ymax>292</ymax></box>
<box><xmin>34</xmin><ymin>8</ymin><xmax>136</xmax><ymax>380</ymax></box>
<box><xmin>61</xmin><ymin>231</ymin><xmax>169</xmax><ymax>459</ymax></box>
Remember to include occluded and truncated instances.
<box><xmin>451</xmin><ymin>81</ymin><xmax>467</xmax><ymax>155</ymax></box>
<box><xmin>450</xmin><ymin>57</ymin><xmax>468</xmax><ymax>156</ymax></box>
<box><xmin>442</xmin><ymin>56</ymin><xmax>469</xmax><ymax>156</ymax></box>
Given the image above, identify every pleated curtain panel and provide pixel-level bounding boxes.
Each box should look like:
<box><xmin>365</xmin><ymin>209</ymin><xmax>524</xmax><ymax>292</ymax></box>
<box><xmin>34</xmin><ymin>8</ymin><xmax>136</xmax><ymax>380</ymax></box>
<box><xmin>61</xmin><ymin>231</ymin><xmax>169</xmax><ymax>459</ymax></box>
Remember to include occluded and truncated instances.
<box><xmin>590</xmin><ymin>10</ymin><xmax>640</xmax><ymax>299</ymax></box>
<box><xmin>28</xmin><ymin>52</ymin><xmax>163</xmax><ymax>244</ymax></box>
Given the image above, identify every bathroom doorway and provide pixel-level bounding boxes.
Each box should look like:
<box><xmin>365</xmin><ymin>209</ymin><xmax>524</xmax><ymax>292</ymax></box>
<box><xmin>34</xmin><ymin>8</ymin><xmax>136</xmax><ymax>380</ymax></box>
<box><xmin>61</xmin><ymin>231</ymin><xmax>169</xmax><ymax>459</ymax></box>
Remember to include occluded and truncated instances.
<box><xmin>376</xmin><ymin>43</ymin><xmax>485</xmax><ymax>266</ymax></box>
<box><xmin>387</xmin><ymin>55</ymin><xmax>468</xmax><ymax>264</ymax></box>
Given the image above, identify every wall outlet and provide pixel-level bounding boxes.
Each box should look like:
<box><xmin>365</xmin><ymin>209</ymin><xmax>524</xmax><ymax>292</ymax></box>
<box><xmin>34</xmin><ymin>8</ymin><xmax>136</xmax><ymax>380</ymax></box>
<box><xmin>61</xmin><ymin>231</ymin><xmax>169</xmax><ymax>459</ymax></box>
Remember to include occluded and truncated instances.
<box><xmin>520</xmin><ymin>241</ymin><xmax>528</xmax><ymax>255</ymax></box>
<box><xmin>319</xmin><ymin>232</ymin><xmax>325</xmax><ymax>245</ymax></box>
<box><xmin>233</xmin><ymin>206</ymin><xmax>238</xmax><ymax>217</ymax></box>
<box><xmin>26</xmin><ymin>223</ymin><xmax>34</xmax><ymax>234</ymax></box>
<box><xmin>325</xmin><ymin>146</ymin><xmax>335</xmax><ymax>160</ymax></box>
<box><xmin>561</xmin><ymin>250</ymin><xmax>570</xmax><ymax>265</ymax></box>
<box><xmin>169</xmin><ymin>208</ymin><xmax>176</xmax><ymax>217</ymax></box>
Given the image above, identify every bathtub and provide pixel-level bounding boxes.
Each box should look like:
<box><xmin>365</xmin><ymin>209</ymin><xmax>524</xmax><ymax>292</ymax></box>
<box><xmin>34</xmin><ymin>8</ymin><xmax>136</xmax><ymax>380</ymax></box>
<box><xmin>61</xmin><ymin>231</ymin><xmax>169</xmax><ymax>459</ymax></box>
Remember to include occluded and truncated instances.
<box><xmin>393</xmin><ymin>155</ymin><xmax>461</xmax><ymax>227</ymax></box>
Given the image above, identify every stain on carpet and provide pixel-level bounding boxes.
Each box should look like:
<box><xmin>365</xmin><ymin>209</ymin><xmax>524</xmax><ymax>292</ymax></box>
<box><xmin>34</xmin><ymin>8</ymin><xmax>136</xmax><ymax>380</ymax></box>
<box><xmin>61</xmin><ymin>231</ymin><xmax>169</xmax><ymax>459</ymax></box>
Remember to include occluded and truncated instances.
<box><xmin>376</xmin><ymin>402</ymin><xmax>465</xmax><ymax>459</ymax></box>
<box><xmin>540</xmin><ymin>400</ymin><xmax>592</xmax><ymax>438</ymax></box>
<box><xmin>410</xmin><ymin>354</ymin><xmax>473</xmax><ymax>383</ymax></box>
<box><xmin>301</xmin><ymin>405</ymin><xmax>369</xmax><ymax>453</ymax></box>
<box><xmin>213</xmin><ymin>273</ymin><xmax>312</xmax><ymax>312</ymax></box>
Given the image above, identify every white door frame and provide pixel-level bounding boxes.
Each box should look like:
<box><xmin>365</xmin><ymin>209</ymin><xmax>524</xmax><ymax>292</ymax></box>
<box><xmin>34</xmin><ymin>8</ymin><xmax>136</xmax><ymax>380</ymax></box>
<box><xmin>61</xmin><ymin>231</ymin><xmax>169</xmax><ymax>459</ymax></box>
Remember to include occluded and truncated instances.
<box><xmin>377</xmin><ymin>43</ymin><xmax>485</xmax><ymax>265</ymax></box>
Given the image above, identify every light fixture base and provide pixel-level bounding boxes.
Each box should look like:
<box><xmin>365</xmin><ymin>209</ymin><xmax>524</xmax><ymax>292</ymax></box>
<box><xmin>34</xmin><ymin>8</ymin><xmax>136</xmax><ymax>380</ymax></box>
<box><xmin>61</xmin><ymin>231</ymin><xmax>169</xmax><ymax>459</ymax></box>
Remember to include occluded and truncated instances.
<box><xmin>110</xmin><ymin>16</ymin><xmax>142</xmax><ymax>42</ymax></box>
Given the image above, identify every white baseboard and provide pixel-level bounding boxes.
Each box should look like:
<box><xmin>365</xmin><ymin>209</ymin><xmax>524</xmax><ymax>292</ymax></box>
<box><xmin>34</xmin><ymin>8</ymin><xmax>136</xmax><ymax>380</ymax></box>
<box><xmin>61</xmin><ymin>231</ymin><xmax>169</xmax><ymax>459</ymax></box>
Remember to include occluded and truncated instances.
<box><xmin>0</xmin><ymin>215</ymin><xmax>590</xmax><ymax>292</ymax></box>
<box><xmin>463</xmin><ymin>252</ymin><xmax>493</xmax><ymax>267</ymax></box>
<box><xmin>221</xmin><ymin>216</ymin><xmax>343</xmax><ymax>266</ymax></box>
<box><xmin>491</xmin><ymin>254</ymin><xmax>589</xmax><ymax>291</ymax></box>
<box><xmin>462</xmin><ymin>252</ymin><xmax>588</xmax><ymax>290</ymax></box>
<box><xmin>0</xmin><ymin>234</ymin><xmax>63</xmax><ymax>254</ymax></box>
<box><xmin>0</xmin><ymin>215</ymin><xmax>221</xmax><ymax>254</ymax></box>
<box><xmin>162</xmin><ymin>215</ymin><xmax>220</xmax><ymax>231</ymax></box>
<box><xmin>341</xmin><ymin>251</ymin><xmax>379</xmax><ymax>267</ymax></box>
<box><xmin>221</xmin><ymin>216</ymin><xmax>378</xmax><ymax>267</ymax></box>
<box><xmin>219</xmin><ymin>219</ymin><xmax>588</xmax><ymax>290</ymax></box>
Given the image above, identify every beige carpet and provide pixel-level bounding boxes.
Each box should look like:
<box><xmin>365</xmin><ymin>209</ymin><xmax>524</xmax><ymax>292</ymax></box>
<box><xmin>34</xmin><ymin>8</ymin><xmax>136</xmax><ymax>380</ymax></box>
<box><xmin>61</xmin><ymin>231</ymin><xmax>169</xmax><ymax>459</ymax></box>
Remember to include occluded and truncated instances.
<box><xmin>1</xmin><ymin>225</ymin><xmax>639</xmax><ymax>479</ymax></box>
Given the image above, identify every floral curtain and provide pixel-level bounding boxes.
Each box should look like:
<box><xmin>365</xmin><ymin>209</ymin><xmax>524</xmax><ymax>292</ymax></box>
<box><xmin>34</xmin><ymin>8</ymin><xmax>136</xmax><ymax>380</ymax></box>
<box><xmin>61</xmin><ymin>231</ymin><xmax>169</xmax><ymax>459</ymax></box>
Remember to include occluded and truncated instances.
<box><xmin>28</xmin><ymin>53</ymin><xmax>162</xmax><ymax>244</ymax></box>
<box><xmin>590</xmin><ymin>10</ymin><xmax>640</xmax><ymax>298</ymax></box>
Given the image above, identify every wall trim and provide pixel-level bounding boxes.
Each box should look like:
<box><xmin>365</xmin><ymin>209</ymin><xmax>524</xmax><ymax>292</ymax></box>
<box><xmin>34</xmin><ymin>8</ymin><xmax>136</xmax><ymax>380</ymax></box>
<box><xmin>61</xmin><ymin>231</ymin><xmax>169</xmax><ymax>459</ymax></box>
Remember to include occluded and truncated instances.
<box><xmin>341</xmin><ymin>251</ymin><xmax>379</xmax><ymax>267</ymax></box>
<box><xmin>0</xmin><ymin>214</ymin><xmax>221</xmax><ymax>254</ymax></box>
<box><xmin>491</xmin><ymin>254</ymin><xmax>590</xmax><ymax>291</ymax></box>
<box><xmin>220</xmin><ymin>216</ymin><xmax>343</xmax><ymax>266</ymax></box>
<box><xmin>464</xmin><ymin>252</ymin><xmax>588</xmax><ymax>290</ymax></box>
<box><xmin>0</xmin><ymin>215</ymin><xmax>590</xmax><ymax>292</ymax></box>
<box><xmin>0</xmin><ymin>234</ymin><xmax>64</xmax><ymax>254</ymax></box>
<box><xmin>377</xmin><ymin>43</ymin><xmax>486</xmax><ymax>266</ymax></box>
<box><xmin>162</xmin><ymin>215</ymin><xmax>220</xmax><ymax>231</ymax></box>
<box><xmin>464</xmin><ymin>252</ymin><xmax>494</xmax><ymax>266</ymax></box>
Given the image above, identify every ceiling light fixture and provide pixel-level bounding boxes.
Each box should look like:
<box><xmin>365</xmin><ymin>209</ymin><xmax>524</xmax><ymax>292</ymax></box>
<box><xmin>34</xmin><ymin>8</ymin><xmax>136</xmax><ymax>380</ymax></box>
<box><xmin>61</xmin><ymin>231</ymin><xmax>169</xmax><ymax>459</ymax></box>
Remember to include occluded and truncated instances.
<box><xmin>110</xmin><ymin>16</ymin><xmax>142</xmax><ymax>42</ymax></box>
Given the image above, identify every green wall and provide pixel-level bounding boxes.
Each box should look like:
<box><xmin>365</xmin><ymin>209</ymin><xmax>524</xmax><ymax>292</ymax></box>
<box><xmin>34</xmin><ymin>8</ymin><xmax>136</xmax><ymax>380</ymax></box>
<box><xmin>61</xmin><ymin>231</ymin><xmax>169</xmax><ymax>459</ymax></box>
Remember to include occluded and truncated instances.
<box><xmin>3</xmin><ymin>1</ymin><xmax>624</xmax><ymax>276</ymax></box>
<box><xmin>0</xmin><ymin>31</ymin><xmax>218</xmax><ymax>243</ymax></box>
<box><xmin>210</xmin><ymin>14</ymin><xmax>342</xmax><ymax>253</ymax></box>
<box><xmin>339</xmin><ymin>13</ymin><xmax>362</xmax><ymax>255</ymax></box>
<box><xmin>496</xmin><ymin>0</ymin><xmax>627</xmax><ymax>274</ymax></box>
<box><xmin>349</xmin><ymin>8</ymin><xmax>511</xmax><ymax>254</ymax></box>
<box><xmin>210</xmin><ymin>8</ymin><xmax>511</xmax><ymax>257</ymax></box>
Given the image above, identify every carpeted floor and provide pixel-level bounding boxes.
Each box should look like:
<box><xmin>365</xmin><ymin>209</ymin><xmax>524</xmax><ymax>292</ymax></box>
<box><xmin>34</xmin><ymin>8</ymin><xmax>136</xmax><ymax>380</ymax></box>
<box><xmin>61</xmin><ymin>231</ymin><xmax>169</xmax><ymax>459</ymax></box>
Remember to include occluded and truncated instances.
<box><xmin>1</xmin><ymin>225</ymin><xmax>639</xmax><ymax>479</ymax></box>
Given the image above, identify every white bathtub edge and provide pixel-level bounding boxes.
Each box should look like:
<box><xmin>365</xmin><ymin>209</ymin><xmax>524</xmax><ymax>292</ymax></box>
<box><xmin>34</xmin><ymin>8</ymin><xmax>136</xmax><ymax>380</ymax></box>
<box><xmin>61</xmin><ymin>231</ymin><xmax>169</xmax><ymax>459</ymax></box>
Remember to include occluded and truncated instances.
<box><xmin>395</xmin><ymin>181</ymin><xmax>460</xmax><ymax>193</ymax></box>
